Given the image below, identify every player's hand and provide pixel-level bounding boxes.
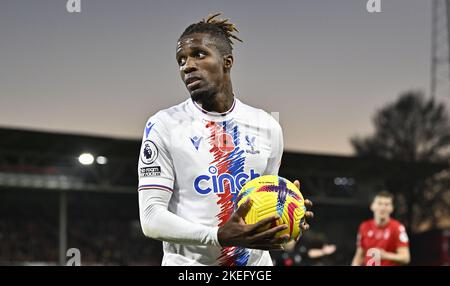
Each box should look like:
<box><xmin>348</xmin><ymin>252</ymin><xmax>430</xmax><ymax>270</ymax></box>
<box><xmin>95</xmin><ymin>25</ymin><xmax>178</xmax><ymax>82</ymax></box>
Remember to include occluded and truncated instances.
<box><xmin>217</xmin><ymin>198</ymin><xmax>290</xmax><ymax>251</ymax></box>
<box><xmin>294</xmin><ymin>179</ymin><xmax>314</xmax><ymax>242</ymax></box>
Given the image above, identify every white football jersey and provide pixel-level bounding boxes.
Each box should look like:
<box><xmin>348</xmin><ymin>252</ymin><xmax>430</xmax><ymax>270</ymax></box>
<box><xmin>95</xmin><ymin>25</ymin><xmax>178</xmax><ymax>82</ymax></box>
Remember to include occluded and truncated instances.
<box><xmin>138</xmin><ymin>97</ymin><xmax>283</xmax><ymax>266</ymax></box>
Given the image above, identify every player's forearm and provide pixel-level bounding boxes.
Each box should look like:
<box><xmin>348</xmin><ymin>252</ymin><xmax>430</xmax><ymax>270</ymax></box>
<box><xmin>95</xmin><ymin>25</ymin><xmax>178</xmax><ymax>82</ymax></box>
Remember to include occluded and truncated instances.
<box><xmin>139</xmin><ymin>189</ymin><xmax>220</xmax><ymax>247</ymax></box>
<box><xmin>351</xmin><ymin>255</ymin><xmax>363</xmax><ymax>266</ymax></box>
<box><xmin>382</xmin><ymin>251</ymin><xmax>410</xmax><ymax>265</ymax></box>
<box><xmin>351</xmin><ymin>258</ymin><xmax>361</xmax><ymax>266</ymax></box>
<box><xmin>351</xmin><ymin>247</ymin><xmax>364</xmax><ymax>266</ymax></box>
<box><xmin>142</xmin><ymin>206</ymin><xmax>220</xmax><ymax>246</ymax></box>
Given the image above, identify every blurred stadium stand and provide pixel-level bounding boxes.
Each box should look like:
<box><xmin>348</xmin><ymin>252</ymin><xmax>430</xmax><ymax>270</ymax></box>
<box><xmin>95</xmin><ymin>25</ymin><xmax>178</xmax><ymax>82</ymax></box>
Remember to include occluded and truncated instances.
<box><xmin>0</xmin><ymin>128</ymin><xmax>448</xmax><ymax>265</ymax></box>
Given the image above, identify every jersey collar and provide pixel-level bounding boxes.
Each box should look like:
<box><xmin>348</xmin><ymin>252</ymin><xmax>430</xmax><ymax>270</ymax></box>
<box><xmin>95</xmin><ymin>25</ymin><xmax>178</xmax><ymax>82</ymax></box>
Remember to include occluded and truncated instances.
<box><xmin>188</xmin><ymin>96</ymin><xmax>239</xmax><ymax>121</ymax></box>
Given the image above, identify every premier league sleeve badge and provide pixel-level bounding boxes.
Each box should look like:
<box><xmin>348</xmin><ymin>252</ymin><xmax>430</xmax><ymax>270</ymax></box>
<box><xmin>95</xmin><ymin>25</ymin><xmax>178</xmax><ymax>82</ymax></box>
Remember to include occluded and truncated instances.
<box><xmin>140</xmin><ymin>140</ymin><xmax>159</xmax><ymax>165</ymax></box>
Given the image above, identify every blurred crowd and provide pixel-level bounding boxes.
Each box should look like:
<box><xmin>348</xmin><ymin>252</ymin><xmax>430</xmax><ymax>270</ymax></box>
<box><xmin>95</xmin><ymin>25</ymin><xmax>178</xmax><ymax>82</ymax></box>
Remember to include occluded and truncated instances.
<box><xmin>0</xmin><ymin>219</ymin><xmax>162</xmax><ymax>265</ymax></box>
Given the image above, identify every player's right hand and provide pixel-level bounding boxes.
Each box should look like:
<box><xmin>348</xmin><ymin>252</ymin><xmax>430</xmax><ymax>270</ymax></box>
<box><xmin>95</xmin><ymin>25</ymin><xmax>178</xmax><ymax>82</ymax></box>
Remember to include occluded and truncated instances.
<box><xmin>217</xmin><ymin>198</ymin><xmax>290</xmax><ymax>250</ymax></box>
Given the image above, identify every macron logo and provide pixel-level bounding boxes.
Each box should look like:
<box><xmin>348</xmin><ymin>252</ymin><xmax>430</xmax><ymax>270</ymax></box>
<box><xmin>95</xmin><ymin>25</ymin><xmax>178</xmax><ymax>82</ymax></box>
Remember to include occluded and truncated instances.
<box><xmin>145</xmin><ymin>122</ymin><xmax>155</xmax><ymax>139</ymax></box>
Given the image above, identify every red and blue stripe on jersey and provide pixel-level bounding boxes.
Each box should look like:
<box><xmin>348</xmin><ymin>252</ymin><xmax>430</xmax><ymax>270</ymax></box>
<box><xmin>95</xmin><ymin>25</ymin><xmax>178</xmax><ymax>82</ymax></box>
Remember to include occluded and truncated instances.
<box><xmin>206</xmin><ymin>119</ymin><xmax>250</xmax><ymax>266</ymax></box>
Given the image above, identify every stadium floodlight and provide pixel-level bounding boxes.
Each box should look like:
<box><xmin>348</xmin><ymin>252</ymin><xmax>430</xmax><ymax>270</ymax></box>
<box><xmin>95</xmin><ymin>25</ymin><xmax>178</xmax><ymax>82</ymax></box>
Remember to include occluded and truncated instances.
<box><xmin>78</xmin><ymin>153</ymin><xmax>94</xmax><ymax>165</ymax></box>
<box><xmin>334</xmin><ymin>177</ymin><xmax>343</xmax><ymax>185</ymax></box>
<box><xmin>96</xmin><ymin>156</ymin><xmax>108</xmax><ymax>165</ymax></box>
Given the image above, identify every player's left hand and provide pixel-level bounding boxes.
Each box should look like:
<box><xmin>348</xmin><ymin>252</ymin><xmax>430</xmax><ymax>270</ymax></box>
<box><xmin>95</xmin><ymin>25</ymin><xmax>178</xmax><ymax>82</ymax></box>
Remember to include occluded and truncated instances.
<box><xmin>293</xmin><ymin>179</ymin><xmax>314</xmax><ymax>242</ymax></box>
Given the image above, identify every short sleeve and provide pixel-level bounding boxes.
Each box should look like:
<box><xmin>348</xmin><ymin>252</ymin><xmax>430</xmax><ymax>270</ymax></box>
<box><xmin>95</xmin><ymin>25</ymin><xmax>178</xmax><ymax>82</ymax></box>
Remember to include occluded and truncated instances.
<box><xmin>138</xmin><ymin>115</ymin><xmax>175</xmax><ymax>193</ymax></box>
<box><xmin>264</xmin><ymin>117</ymin><xmax>284</xmax><ymax>176</ymax></box>
<box><xmin>396</xmin><ymin>224</ymin><xmax>409</xmax><ymax>248</ymax></box>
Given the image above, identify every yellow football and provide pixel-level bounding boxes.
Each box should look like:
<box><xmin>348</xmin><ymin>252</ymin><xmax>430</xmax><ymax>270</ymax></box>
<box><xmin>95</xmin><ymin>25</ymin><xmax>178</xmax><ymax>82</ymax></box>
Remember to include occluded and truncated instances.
<box><xmin>237</xmin><ymin>175</ymin><xmax>306</xmax><ymax>241</ymax></box>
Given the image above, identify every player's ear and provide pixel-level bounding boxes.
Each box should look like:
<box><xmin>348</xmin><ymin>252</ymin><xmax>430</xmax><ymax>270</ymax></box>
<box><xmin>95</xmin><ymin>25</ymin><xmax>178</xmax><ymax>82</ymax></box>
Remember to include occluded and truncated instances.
<box><xmin>223</xmin><ymin>54</ymin><xmax>233</xmax><ymax>71</ymax></box>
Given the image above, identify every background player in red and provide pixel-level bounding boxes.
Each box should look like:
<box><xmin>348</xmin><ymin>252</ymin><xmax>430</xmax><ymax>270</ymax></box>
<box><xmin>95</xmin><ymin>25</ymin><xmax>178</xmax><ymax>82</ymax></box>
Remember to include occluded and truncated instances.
<box><xmin>351</xmin><ymin>191</ymin><xmax>410</xmax><ymax>266</ymax></box>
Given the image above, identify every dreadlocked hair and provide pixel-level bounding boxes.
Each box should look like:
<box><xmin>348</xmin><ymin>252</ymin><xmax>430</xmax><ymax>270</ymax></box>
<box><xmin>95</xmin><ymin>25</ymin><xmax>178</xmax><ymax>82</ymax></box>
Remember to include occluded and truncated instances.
<box><xmin>178</xmin><ymin>13</ymin><xmax>243</xmax><ymax>56</ymax></box>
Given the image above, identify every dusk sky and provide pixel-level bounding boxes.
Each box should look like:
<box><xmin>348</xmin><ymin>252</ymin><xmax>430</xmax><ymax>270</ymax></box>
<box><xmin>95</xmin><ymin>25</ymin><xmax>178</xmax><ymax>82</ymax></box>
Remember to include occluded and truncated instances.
<box><xmin>0</xmin><ymin>0</ymin><xmax>446</xmax><ymax>155</ymax></box>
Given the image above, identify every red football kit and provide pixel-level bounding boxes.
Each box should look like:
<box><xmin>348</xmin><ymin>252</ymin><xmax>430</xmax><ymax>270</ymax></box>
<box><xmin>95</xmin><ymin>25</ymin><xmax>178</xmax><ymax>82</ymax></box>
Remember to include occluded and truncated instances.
<box><xmin>357</xmin><ymin>218</ymin><xmax>409</xmax><ymax>266</ymax></box>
